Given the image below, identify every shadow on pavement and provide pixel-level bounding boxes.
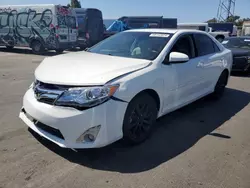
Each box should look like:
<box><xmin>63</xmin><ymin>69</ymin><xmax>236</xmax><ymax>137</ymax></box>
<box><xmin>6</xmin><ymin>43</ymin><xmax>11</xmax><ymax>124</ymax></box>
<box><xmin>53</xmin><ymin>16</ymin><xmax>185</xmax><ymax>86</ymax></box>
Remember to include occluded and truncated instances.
<box><xmin>0</xmin><ymin>47</ymin><xmax>58</xmax><ymax>56</ymax></box>
<box><xmin>209</xmin><ymin>133</ymin><xmax>231</xmax><ymax>139</ymax></box>
<box><xmin>231</xmin><ymin>72</ymin><xmax>250</xmax><ymax>78</ymax></box>
<box><xmin>29</xmin><ymin>88</ymin><xmax>250</xmax><ymax>173</ymax></box>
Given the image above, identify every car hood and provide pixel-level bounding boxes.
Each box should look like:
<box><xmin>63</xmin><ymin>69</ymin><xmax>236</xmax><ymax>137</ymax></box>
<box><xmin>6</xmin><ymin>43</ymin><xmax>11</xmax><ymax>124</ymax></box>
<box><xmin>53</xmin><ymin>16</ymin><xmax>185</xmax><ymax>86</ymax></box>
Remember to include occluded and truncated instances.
<box><xmin>228</xmin><ymin>48</ymin><xmax>250</xmax><ymax>57</ymax></box>
<box><xmin>35</xmin><ymin>51</ymin><xmax>151</xmax><ymax>86</ymax></box>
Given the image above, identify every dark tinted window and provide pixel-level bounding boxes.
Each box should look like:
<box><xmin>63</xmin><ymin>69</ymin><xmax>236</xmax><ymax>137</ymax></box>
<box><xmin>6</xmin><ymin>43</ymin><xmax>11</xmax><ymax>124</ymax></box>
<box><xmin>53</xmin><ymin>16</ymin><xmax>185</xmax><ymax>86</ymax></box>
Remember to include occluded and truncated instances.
<box><xmin>222</xmin><ymin>38</ymin><xmax>250</xmax><ymax>50</ymax></box>
<box><xmin>170</xmin><ymin>35</ymin><xmax>195</xmax><ymax>59</ymax></box>
<box><xmin>194</xmin><ymin>34</ymin><xmax>216</xmax><ymax>56</ymax></box>
<box><xmin>198</xmin><ymin>26</ymin><xmax>206</xmax><ymax>31</ymax></box>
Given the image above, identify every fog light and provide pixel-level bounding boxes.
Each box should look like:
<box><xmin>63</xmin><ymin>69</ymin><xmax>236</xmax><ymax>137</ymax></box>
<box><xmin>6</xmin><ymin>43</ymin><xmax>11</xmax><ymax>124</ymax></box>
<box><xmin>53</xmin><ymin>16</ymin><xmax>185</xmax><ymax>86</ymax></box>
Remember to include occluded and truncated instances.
<box><xmin>76</xmin><ymin>125</ymin><xmax>101</xmax><ymax>143</ymax></box>
<box><xmin>84</xmin><ymin>134</ymin><xmax>95</xmax><ymax>142</ymax></box>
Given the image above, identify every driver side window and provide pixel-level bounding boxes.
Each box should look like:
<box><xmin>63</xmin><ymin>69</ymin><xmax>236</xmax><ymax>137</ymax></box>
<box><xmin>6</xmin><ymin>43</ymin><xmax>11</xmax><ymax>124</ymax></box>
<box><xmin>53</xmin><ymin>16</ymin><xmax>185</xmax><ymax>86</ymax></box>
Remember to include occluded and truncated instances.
<box><xmin>170</xmin><ymin>34</ymin><xmax>195</xmax><ymax>59</ymax></box>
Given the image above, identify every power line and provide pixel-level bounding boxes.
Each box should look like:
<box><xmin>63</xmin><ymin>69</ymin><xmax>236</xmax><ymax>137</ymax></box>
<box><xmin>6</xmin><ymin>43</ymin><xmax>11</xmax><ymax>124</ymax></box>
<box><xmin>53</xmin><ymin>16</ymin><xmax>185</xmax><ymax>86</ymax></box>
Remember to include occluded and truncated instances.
<box><xmin>217</xmin><ymin>0</ymin><xmax>236</xmax><ymax>21</ymax></box>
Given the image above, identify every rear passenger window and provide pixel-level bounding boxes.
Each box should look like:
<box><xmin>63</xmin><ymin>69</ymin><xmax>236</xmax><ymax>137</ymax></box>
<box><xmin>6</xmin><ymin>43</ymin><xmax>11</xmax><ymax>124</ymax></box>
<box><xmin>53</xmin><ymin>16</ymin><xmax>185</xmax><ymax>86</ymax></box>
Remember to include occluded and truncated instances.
<box><xmin>194</xmin><ymin>34</ymin><xmax>217</xmax><ymax>56</ymax></box>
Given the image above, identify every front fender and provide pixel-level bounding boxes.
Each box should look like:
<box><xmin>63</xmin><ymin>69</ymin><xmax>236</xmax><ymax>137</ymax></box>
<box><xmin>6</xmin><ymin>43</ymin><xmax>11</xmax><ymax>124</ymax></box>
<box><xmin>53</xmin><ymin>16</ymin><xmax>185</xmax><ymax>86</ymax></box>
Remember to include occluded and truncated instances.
<box><xmin>113</xmin><ymin>69</ymin><xmax>165</xmax><ymax>113</ymax></box>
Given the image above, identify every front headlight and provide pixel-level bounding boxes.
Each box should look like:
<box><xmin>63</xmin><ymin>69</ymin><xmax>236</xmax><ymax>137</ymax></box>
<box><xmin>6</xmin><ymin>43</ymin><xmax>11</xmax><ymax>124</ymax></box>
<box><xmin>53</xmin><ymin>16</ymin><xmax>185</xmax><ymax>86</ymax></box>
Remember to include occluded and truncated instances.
<box><xmin>55</xmin><ymin>84</ymin><xmax>119</xmax><ymax>109</ymax></box>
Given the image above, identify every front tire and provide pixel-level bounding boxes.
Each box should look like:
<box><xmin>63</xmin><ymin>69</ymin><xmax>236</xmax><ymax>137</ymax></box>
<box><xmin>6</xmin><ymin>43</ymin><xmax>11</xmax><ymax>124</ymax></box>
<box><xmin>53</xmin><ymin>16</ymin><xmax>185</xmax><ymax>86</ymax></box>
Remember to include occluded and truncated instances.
<box><xmin>122</xmin><ymin>93</ymin><xmax>158</xmax><ymax>145</ymax></box>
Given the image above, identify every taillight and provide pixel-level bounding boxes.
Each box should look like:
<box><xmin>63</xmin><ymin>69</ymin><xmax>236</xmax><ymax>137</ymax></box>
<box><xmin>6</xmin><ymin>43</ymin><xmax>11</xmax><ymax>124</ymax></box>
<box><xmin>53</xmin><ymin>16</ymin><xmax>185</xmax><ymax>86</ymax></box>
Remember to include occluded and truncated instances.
<box><xmin>50</xmin><ymin>24</ymin><xmax>54</xmax><ymax>28</ymax></box>
<box><xmin>56</xmin><ymin>25</ymin><xmax>59</xmax><ymax>30</ymax></box>
<box><xmin>86</xmin><ymin>32</ymin><xmax>90</xmax><ymax>39</ymax></box>
<box><xmin>56</xmin><ymin>34</ymin><xmax>59</xmax><ymax>38</ymax></box>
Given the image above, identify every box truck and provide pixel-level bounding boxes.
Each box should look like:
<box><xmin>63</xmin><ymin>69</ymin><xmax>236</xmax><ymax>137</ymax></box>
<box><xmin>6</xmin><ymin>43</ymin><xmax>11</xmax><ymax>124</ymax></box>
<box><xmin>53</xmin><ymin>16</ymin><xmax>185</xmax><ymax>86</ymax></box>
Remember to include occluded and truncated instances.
<box><xmin>0</xmin><ymin>4</ymin><xmax>78</xmax><ymax>54</ymax></box>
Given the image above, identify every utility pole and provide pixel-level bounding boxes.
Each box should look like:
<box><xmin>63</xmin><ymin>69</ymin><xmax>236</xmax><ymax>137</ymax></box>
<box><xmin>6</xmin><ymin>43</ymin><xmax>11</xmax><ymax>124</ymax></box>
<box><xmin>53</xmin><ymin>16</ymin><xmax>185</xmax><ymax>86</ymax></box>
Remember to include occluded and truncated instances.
<box><xmin>217</xmin><ymin>0</ymin><xmax>236</xmax><ymax>22</ymax></box>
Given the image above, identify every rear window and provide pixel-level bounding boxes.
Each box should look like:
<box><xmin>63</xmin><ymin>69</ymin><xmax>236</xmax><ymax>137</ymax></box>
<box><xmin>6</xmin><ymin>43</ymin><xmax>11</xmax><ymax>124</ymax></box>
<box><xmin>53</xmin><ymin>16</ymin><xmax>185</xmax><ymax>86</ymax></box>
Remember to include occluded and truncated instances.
<box><xmin>57</xmin><ymin>15</ymin><xmax>76</xmax><ymax>28</ymax></box>
<box><xmin>66</xmin><ymin>16</ymin><xmax>77</xmax><ymax>29</ymax></box>
<box><xmin>56</xmin><ymin>6</ymin><xmax>77</xmax><ymax>29</ymax></box>
<box><xmin>77</xmin><ymin>15</ymin><xmax>86</xmax><ymax>30</ymax></box>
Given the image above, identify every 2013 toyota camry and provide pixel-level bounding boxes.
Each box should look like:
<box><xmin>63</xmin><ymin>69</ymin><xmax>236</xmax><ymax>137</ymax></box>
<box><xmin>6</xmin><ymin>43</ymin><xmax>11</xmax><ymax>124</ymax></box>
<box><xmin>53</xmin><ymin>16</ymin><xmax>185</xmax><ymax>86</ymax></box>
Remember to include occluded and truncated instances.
<box><xmin>19</xmin><ymin>29</ymin><xmax>233</xmax><ymax>149</ymax></box>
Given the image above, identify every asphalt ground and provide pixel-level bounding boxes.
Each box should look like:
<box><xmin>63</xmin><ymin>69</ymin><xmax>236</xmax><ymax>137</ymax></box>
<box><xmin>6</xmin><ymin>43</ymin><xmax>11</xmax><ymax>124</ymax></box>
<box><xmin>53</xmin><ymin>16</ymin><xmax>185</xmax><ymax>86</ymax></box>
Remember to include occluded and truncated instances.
<box><xmin>0</xmin><ymin>47</ymin><xmax>250</xmax><ymax>188</ymax></box>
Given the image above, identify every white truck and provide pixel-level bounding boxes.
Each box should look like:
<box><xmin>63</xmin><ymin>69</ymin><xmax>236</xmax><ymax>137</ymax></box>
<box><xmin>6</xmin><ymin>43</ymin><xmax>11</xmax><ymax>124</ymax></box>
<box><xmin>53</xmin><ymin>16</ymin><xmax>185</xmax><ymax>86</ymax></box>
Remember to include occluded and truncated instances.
<box><xmin>178</xmin><ymin>23</ymin><xmax>229</xmax><ymax>42</ymax></box>
<box><xmin>0</xmin><ymin>4</ymin><xmax>78</xmax><ymax>54</ymax></box>
<box><xmin>242</xmin><ymin>21</ymin><xmax>250</xmax><ymax>36</ymax></box>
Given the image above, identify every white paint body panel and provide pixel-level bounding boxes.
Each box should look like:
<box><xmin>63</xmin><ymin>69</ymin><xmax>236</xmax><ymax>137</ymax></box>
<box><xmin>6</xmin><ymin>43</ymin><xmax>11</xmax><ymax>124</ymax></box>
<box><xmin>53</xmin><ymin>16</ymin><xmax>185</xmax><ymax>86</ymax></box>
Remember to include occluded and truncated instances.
<box><xmin>20</xmin><ymin>29</ymin><xmax>233</xmax><ymax>149</ymax></box>
<box><xmin>35</xmin><ymin>51</ymin><xmax>151</xmax><ymax>85</ymax></box>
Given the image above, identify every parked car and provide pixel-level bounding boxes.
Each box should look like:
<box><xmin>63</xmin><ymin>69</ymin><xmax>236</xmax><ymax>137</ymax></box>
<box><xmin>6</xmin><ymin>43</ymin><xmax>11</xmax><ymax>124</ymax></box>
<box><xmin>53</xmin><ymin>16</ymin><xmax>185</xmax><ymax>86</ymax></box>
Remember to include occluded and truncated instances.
<box><xmin>222</xmin><ymin>37</ymin><xmax>250</xmax><ymax>73</ymax></box>
<box><xmin>74</xmin><ymin>8</ymin><xmax>104</xmax><ymax>50</ymax></box>
<box><xmin>0</xmin><ymin>4</ymin><xmax>78</xmax><ymax>54</ymax></box>
<box><xmin>178</xmin><ymin>23</ymin><xmax>230</xmax><ymax>42</ymax></box>
<box><xmin>19</xmin><ymin>29</ymin><xmax>232</xmax><ymax>149</ymax></box>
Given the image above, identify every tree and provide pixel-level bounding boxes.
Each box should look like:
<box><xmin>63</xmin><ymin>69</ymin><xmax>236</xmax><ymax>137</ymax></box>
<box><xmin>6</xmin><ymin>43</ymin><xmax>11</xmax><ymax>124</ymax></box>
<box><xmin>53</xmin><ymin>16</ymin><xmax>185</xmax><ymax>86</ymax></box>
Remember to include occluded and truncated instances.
<box><xmin>206</xmin><ymin>16</ymin><xmax>250</xmax><ymax>27</ymax></box>
<box><xmin>206</xmin><ymin>18</ymin><xmax>218</xmax><ymax>23</ymax></box>
<box><xmin>235</xmin><ymin>18</ymin><xmax>250</xmax><ymax>27</ymax></box>
<box><xmin>68</xmin><ymin>0</ymin><xmax>81</xmax><ymax>8</ymax></box>
<box><xmin>226</xmin><ymin>15</ymin><xmax>240</xmax><ymax>23</ymax></box>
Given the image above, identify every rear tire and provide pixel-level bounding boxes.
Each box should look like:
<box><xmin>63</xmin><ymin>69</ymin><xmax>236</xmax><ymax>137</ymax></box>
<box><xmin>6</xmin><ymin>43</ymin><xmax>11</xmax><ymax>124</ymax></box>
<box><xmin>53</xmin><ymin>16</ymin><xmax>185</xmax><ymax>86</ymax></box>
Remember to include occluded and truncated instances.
<box><xmin>122</xmin><ymin>93</ymin><xmax>158</xmax><ymax>145</ymax></box>
<box><xmin>55</xmin><ymin>49</ymin><xmax>64</xmax><ymax>54</ymax></box>
<box><xmin>31</xmin><ymin>40</ymin><xmax>44</xmax><ymax>54</ymax></box>
<box><xmin>6</xmin><ymin>46</ymin><xmax>14</xmax><ymax>50</ymax></box>
<box><xmin>211</xmin><ymin>71</ymin><xmax>228</xmax><ymax>99</ymax></box>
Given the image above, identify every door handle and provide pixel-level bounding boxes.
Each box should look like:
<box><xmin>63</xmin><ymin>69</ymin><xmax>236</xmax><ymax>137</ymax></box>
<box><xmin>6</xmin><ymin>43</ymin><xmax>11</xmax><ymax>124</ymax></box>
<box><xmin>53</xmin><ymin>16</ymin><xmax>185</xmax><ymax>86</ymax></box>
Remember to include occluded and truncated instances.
<box><xmin>197</xmin><ymin>62</ymin><xmax>204</xmax><ymax>68</ymax></box>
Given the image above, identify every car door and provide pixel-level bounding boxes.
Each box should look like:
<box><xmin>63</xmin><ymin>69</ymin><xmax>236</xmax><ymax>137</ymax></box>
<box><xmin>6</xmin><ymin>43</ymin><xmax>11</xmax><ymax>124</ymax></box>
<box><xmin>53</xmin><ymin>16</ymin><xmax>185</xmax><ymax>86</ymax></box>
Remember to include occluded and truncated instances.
<box><xmin>161</xmin><ymin>34</ymin><xmax>204</xmax><ymax>113</ymax></box>
<box><xmin>193</xmin><ymin>33</ymin><xmax>223</xmax><ymax>91</ymax></box>
<box><xmin>170</xmin><ymin>34</ymin><xmax>207</xmax><ymax>107</ymax></box>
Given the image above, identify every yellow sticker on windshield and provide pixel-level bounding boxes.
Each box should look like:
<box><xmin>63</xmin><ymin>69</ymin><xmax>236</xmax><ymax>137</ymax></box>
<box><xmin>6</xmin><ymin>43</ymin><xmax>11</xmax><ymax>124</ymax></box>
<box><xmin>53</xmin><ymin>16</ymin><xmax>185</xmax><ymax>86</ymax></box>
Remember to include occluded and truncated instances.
<box><xmin>149</xmin><ymin>33</ymin><xmax>169</xmax><ymax>38</ymax></box>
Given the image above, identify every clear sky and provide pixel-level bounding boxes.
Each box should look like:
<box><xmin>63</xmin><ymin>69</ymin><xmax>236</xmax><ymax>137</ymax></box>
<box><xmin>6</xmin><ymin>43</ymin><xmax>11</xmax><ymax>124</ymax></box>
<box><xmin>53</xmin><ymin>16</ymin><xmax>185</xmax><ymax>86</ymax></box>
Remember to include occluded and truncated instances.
<box><xmin>0</xmin><ymin>0</ymin><xmax>249</xmax><ymax>22</ymax></box>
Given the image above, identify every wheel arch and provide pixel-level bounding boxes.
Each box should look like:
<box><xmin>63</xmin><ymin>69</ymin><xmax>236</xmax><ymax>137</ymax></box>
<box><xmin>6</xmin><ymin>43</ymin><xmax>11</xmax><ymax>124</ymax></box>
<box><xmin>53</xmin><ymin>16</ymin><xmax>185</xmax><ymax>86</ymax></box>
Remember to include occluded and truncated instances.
<box><xmin>129</xmin><ymin>89</ymin><xmax>161</xmax><ymax>112</ymax></box>
<box><xmin>29</xmin><ymin>37</ymin><xmax>45</xmax><ymax>48</ymax></box>
<box><xmin>221</xmin><ymin>68</ymin><xmax>230</xmax><ymax>85</ymax></box>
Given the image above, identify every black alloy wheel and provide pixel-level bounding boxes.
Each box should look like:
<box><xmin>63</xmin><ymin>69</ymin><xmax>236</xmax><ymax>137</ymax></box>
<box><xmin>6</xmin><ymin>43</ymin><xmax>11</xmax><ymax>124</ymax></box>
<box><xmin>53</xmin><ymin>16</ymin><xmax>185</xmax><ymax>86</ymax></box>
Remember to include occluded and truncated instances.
<box><xmin>123</xmin><ymin>93</ymin><xmax>158</xmax><ymax>144</ymax></box>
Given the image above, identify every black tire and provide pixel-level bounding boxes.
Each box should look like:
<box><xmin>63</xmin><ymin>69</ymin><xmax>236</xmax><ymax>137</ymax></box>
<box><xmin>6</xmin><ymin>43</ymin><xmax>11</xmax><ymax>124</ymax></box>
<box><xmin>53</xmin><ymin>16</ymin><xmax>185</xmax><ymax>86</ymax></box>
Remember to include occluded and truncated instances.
<box><xmin>216</xmin><ymin>36</ymin><xmax>224</xmax><ymax>43</ymax></box>
<box><xmin>211</xmin><ymin>71</ymin><xmax>228</xmax><ymax>99</ymax></box>
<box><xmin>31</xmin><ymin>40</ymin><xmax>44</xmax><ymax>54</ymax></box>
<box><xmin>6</xmin><ymin>46</ymin><xmax>14</xmax><ymax>50</ymax></box>
<box><xmin>55</xmin><ymin>49</ymin><xmax>64</xmax><ymax>54</ymax></box>
<box><xmin>122</xmin><ymin>93</ymin><xmax>158</xmax><ymax>145</ymax></box>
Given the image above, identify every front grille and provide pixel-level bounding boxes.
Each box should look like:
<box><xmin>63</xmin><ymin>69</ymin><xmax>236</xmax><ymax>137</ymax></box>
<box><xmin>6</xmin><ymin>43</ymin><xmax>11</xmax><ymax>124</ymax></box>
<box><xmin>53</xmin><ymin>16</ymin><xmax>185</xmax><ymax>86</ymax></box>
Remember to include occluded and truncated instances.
<box><xmin>39</xmin><ymin>97</ymin><xmax>57</xmax><ymax>105</ymax></box>
<box><xmin>35</xmin><ymin>122</ymin><xmax>65</xmax><ymax>140</ymax></box>
<box><xmin>33</xmin><ymin>80</ymin><xmax>67</xmax><ymax>105</ymax></box>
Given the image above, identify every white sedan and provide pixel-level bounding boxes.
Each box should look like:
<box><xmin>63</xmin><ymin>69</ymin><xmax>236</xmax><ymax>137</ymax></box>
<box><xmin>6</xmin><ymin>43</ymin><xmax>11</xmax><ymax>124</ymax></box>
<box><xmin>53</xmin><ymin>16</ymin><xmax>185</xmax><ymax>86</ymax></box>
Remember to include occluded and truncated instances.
<box><xmin>19</xmin><ymin>29</ymin><xmax>233</xmax><ymax>149</ymax></box>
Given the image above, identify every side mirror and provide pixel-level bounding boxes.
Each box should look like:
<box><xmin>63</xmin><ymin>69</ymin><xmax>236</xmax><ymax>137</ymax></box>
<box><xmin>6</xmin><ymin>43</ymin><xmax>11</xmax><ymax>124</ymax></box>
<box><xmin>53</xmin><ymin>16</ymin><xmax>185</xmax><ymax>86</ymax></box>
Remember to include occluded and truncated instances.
<box><xmin>168</xmin><ymin>52</ymin><xmax>189</xmax><ymax>64</ymax></box>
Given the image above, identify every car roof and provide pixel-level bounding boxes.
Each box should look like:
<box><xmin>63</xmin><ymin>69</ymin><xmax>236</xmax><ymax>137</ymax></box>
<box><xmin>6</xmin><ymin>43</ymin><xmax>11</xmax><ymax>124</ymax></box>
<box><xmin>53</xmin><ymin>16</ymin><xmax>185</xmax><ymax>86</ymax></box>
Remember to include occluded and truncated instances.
<box><xmin>125</xmin><ymin>28</ymin><xmax>206</xmax><ymax>34</ymax></box>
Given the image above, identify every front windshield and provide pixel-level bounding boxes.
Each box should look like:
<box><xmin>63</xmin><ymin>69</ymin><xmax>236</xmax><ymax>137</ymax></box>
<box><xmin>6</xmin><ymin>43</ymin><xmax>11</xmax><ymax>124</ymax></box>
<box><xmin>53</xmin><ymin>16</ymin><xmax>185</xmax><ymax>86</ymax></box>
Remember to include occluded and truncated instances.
<box><xmin>88</xmin><ymin>31</ymin><xmax>173</xmax><ymax>60</ymax></box>
<box><xmin>222</xmin><ymin>38</ymin><xmax>250</xmax><ymax>50</ymax></box>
